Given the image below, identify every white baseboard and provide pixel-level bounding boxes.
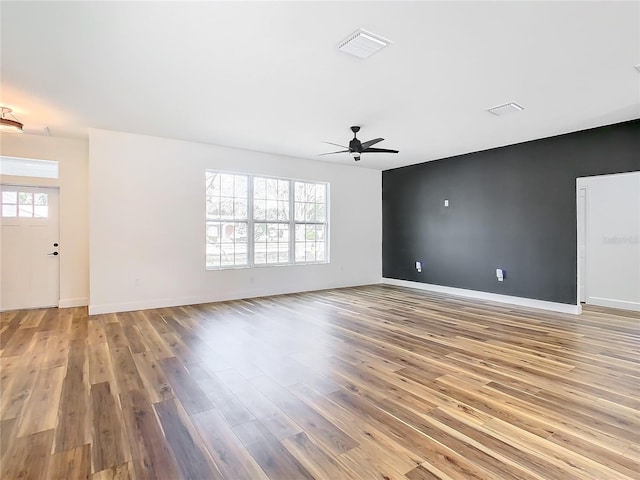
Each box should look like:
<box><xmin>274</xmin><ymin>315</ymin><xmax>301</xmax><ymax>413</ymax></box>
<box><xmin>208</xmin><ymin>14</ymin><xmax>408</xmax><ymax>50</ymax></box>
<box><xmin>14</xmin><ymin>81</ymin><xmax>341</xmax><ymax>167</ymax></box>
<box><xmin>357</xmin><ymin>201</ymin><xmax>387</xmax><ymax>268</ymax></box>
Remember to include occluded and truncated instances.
<box><xmin>586</xmin><ymin>296</ymin><xmax>640</xmax><ymax>312</ymax></box>
<box><xmin>382</xmin><ymin>278</ymin><xmax>582</xmax><ymax>315</ymax></box>
<box><xmin>88</xmin><ymin>281</ymin><xmax>375</xmax><ymax>315</ymax></box>
<box><xmin>58</xmin><ymin>297</ymin><xmax>89</xmax><ymax>308</ymax></box>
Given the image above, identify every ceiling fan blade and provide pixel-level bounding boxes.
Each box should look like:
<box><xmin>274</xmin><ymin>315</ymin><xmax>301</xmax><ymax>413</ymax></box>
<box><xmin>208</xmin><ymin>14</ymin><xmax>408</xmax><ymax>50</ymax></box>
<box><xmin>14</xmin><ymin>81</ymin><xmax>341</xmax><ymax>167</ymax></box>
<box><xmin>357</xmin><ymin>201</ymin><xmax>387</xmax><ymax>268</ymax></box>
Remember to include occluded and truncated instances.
<box><xmin>318</xmin><ymin>150</ymin><xmax>350</xmax><ymax>156</ymax></box>
<box><xmin>323</xmin><ymin>141</ymin><xmax>350</xmax><ymax>149</ymax></box>
<box><xmin>363</xmin><ymin>147</ymin><xmax>399</xmax><ymax>154</ymax></box>
<box><xmin>360</xmin><ymin>138</ymin><xmax>384</xmax><ymax>150</ymax></box>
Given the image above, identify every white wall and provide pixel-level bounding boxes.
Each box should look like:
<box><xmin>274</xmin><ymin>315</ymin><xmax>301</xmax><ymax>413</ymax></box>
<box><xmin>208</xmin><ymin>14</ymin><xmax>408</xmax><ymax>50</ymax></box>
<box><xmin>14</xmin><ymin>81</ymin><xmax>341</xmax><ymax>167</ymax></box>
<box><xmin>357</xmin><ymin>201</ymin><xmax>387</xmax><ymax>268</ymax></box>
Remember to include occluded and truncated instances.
<box><xmin>578</xmin><ymin>172</ymin><xmax>640</xmax><ymax>311</ymax></box>
<box><xmin>0</xmin><ymin>132</ymin><xmax>89</xmax><ymax>307</ymax></box>
<box><xmin>89</xmin><ymin>129</ymin><xmax>381</xmax><ymax>314</ymax></box>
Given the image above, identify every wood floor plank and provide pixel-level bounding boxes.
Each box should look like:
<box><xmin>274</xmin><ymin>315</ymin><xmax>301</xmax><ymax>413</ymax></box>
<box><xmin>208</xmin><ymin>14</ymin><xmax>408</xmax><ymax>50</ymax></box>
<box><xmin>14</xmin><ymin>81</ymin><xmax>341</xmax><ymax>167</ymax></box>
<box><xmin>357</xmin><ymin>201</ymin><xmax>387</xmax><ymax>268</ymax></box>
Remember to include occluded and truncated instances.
<box><xmin>192</xmin><ymin>410</ymin><xmax>269</xmax><ymax>480</ymax></box>
<box><xmin>188</xmin><ymin>362</ymin><xmax>256</xmax><ymax>426</ymax></box>
<box><xmin>0</xmin><ymin>362</ymin><xmax>40</xmax><ymax>420</ymax></box>
<box><xmin>47</xmin><ymin>444</ymin><xmax>91</xmax><ymax>480</ymax></box>
<box><xmin>159</xmin><ymin>356</ymin><xmax>213</xmax><ymax>415</ymax></box>
<box><xmin>88</xmin><ymin>342</ymin><xmax>116</xmax><ymax>386</ymax></box>
<box><xmin>53</xmin><ymin>343</ymin><xmax>89</xmax><ymax>453</ymax></box>
<box><xmin>90</xmin><ymin>382</ymin><xmax>127</xmax><ymax>472</ymax></box>
<box><xmin>91</xmin><ymin>462</ymin><xmax>133</xmax><ymax>480</ymax></box>
<box><xmin>0</xmin><ymin>428</ymin><xmax>54</xmax><ymax>480</ymax></box>
<box><xmin>243</xmin><ymin>421</ymin><xmax>316</xmax><ymax>480</ymax></box>
<box><xmin>154</xmin><ymin>397</ymin><xmax>223</xmax><ymax>480</ymax></box>
<box><xmin>17</xmin><ymin>366</ymin><xmax>65</xmax><ymax>436</ymax></box>
<box><xmin>131</xmin><ymin>351</ymin><xmax>174</xmax><ymax>403</ymax></box>
<box><xmin>119</xmin><ymin>389</ymin><xmax>180</xmax><ymax>480</ymax></box>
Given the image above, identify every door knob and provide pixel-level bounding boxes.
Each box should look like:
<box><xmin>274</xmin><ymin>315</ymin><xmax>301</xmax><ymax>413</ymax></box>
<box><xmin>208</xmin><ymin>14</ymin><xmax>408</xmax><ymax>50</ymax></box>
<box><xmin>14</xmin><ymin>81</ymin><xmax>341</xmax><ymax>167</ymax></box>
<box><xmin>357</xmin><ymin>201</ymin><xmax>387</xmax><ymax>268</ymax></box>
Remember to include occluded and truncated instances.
<box><xmin>48</xmin><ymin>252</ymin><xmax>59</xmax><ymax>256</ymax></box>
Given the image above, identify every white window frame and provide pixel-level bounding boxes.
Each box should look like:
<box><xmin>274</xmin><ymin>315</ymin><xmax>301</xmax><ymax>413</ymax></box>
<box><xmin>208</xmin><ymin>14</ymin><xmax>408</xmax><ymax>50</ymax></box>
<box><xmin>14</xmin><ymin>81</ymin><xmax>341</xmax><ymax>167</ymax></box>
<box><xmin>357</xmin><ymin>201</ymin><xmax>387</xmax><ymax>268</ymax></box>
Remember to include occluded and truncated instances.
<box><xmin>206</xmin><ymin>170</ymin><xmax>329</xmax><ymax>270</ymax></box>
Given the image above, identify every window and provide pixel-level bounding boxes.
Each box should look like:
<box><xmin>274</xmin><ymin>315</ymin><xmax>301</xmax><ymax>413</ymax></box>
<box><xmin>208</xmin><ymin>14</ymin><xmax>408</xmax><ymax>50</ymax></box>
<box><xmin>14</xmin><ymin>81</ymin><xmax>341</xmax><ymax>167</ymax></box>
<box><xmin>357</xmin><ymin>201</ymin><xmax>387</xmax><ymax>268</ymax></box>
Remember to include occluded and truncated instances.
<box><xmin>206</xmin><ymin>171</ymin><xmax>329</xmax><ymax>269</ymax></box>
<box><xmin>205</xmin><ymin>172</ymin><xmax>248</xmax><ymax>268</ymax></box>
<box><xmin>2</xmin><ymin>190</ymin><xmax>49</xmax><ymax>218</ymax></box>
<box><xmin>294</xmin><ymin>182</ymin><xmax>327</xmax><ymax>263</ymax></box>
<box><xmin>0</xmin><ymin>156</ymin><xmax>58</xmax><ymax>179</ymax></box>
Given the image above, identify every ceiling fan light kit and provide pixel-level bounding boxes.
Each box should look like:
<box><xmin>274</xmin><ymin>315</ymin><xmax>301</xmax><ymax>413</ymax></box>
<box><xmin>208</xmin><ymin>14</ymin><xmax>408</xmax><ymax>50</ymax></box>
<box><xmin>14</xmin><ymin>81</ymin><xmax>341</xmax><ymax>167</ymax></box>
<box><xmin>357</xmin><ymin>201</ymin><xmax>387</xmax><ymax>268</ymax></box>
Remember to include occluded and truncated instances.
<box><xmin>0</xmin><ymin>107</ymin><xmax>24</xmax><ymax>133</ymax></box>
<box><xmin>321</xmin><ymin>125</ymin><xmax>399</xmax><ymax>161</ymax></box>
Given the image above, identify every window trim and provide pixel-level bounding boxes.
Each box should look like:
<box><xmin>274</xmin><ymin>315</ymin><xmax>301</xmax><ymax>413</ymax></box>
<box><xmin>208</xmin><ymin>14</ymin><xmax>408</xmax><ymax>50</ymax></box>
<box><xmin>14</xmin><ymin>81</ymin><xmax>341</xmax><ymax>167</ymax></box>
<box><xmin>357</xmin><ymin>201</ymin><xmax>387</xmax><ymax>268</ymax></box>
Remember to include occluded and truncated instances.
<box><xmin>206</xmin><ymin>170</ymin><xmax>329</xmax><ymax>270</ymax></box>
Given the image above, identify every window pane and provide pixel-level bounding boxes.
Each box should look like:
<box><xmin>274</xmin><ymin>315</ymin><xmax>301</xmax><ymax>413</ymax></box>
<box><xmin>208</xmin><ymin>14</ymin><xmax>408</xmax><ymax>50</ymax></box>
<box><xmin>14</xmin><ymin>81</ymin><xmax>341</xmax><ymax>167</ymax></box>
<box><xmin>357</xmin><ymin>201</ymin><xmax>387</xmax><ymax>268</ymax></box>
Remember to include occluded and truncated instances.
<box><xmin>295</xmin><ymin>242</ymin><xmax>305</xmax><ymax>262</ymax></box>
<box><xmin>234</xmin><ymin>199</ymin><xmax>247</xmax><ymax>219</ymax></box>
<box><xmin>207</xmin><ymin>254</ymin><xmax>221</xmax><ymax>268</ymax></box>
<box><xmin>34</xmin><ymin>206</ymin><xmax>48</xmax><ymax>218</ymax></box>
<box><xmin>279</xmin><ymin>224</ymin><xmax>290</xmax><ymax>242</ymax></box>
<box><xmin>265</xmin><ymin>178</ymin><xmax>278</xmax><ymax>200</ymax></box>
<box><xmin>266</xmin><ymin>200</ymin><xmax>278</xmax><ymax>221</ymax></box>
<box><xmin>305</xmin><ymin>243</ymin><xmax>315</xmax><ymax>262</ymax></box>
<box><xmin>0</xmin><ymin>157</ymin><xmax>58</xmax><ymax>178</ymax></box>
<box><xmin>304</xmin><ymin>183</ymin><xmax>316</xmax><ymax>202</ymax></box>
<box><xmin>254</xmin><ymin>199</ymin><xmax>266</xmax><ymax>220</ymax></box>
<box><xmin>295</xmin><ymin>203</ymin><xmax>305</xmax><ymax>222</ymax></box>
<box><xmin>277</xmin><ymin>201</ymin><xmax>289</xmax><ymax>221</ymax></box>
<box><xmin>315</xmin><ymin>184</ymin><xmax>326</xmax><ymax>202</ymax></box>
<box><xmin>316</xmin><ymin>242</ymin><xmax>326</xmax><ymax>261</ymax></box>
<box><xmin>305</xmin><ymin>203</ymin><xmax>317</xmax><ymax>222</ymax></box>
<box><xmin>220</xmin><ymin>198</ymin><xmax>234</xmax><ymax>218</ymax></box>
<box><xmin>254</xmin><ymin>178</ymin><xmax>266</xmax><ymax>199</ymax></box>
<box><xmin>220</xmin><ymin>174</ymin><xmax>234</xmax><ymax>197</ymax></box>
<box><xmin>295</xmin><ymin>225</ymin><xmax>305</xmax><ymax>241</ymax></box>
<box><xmin>2</xmin><ymin>204</ymin><xmax>17</xmax><ymax>217</ymax></box>
<box><xmin>34</xmin><ymin>193</ymin><xmax>48</xmax><ymax>205</ymax></box>
<box><xmin>19</xmin><ymin>204</ymin><xmax>33</xmax><ymax>217</ymax></box>
<box><xmin>306</xmin><ymin>224</ymin><xmax>316</xmax><ymax>242</ymax></box>
<box><xmin>315</xmin><ymin>204</ymin><xmax>326</xmax><ymax>222</ymax></box>
<box><xmin>234</xmin><ymin>176</ymin><xmax>247</xmax><ymax>198</ymax></box>
<box><xmin>2</xmin><ymin>191</ymin><xmax>17</xmax><ymax>203</ymax></box>
<box><xmin>278</xmin><ymin>180</ymin><xmax>289</xmax><ymax>201</ymax></box>
<box><xmin>254</xmin><ymin>223</ymin><xmax>266</xmax><ymax>242</ymax></box>
<box><xmin>295</xmin><ymin>182</ymin><xmax>305</xmax><ymax>202</ymax></box>
<box><xmin>18</xmin><ymin>192</ymin><xmax>33</xmax><ymax>204</ymax></box>
<box><xmin>206</xmin><ymin>172</ymin><xmax>220</xmax><ymax>195</ymax></box>
<box><xmin>206</xmin><ymin>196</ymin><xmax>220</xmax><ymax>218</ymax></box>
<box><xmin>235</xmin><ymin>223</ymin><xmax>247</xmax><ymax>242</ymax></box>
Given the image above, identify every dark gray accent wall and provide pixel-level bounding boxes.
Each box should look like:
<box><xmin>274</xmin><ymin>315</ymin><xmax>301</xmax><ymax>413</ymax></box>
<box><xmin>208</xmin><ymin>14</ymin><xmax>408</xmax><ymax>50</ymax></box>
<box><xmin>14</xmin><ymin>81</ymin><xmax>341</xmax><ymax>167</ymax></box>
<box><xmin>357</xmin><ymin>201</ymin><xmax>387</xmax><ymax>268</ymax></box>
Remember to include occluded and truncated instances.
<box><xmin>382</xmin><ymin>120</ymin><xmax>640</xmax><ymax>305</ymax></box>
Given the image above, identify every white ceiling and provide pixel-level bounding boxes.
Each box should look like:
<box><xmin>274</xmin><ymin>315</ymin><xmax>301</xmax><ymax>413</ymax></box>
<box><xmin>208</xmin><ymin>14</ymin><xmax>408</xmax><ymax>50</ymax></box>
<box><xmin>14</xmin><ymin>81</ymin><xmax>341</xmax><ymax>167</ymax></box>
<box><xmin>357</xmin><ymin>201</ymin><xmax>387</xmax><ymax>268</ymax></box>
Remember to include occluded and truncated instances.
<box><xmin>1</xmin><ymin>1</ymin><xmax>639</xmax><ymax>170</ymax></box>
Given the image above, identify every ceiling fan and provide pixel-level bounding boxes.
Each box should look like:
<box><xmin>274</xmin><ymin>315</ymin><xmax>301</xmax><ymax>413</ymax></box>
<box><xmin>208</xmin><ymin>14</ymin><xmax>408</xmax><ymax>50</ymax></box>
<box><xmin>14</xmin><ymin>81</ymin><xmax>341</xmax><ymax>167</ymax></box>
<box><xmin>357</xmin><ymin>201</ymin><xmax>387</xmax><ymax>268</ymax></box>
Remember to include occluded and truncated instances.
<box><xmin>320</xmin><ymin>126</ymin><xmax>399</xmax><ymax>161</ymax></box>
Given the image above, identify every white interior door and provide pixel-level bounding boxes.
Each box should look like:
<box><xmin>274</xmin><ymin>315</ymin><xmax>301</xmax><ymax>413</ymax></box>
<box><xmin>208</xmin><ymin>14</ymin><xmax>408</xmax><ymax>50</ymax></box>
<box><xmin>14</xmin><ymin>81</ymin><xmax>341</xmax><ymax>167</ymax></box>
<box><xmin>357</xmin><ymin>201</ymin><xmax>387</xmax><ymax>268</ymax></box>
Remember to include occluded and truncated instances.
<box><xmin>1</xmin><ymin>185</ymin><xmax>60</xmax><ymax>310</ymax></box>
<box><xmin>581</xmin><ymin>172</ymin><xmax>640</xmax><ymax>312</ymax></box>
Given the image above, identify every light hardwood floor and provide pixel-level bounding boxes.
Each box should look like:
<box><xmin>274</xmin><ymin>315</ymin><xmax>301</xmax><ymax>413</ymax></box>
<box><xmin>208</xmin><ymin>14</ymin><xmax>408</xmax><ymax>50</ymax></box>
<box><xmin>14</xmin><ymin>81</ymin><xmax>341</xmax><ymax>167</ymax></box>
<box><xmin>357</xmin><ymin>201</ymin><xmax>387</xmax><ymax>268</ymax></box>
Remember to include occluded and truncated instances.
<box><xmin>0</xmin><ymin>285</ymin><xmax>639</xmax><ymax>479</ymax></box>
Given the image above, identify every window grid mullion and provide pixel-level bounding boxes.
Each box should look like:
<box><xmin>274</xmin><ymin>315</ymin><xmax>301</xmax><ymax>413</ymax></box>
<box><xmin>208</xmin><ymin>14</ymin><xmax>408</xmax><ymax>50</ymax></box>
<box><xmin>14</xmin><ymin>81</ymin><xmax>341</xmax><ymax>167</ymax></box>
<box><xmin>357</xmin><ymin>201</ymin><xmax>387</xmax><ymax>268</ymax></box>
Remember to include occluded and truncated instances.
<box><xmin>289</xmin><ymin>179</ymin><xmax>295</xmax><ymax>264</ymax></box>
<box><xmin>248</xmin><ymin>175</ymin><xmax>254</xmax><ymax>268</ymax></box>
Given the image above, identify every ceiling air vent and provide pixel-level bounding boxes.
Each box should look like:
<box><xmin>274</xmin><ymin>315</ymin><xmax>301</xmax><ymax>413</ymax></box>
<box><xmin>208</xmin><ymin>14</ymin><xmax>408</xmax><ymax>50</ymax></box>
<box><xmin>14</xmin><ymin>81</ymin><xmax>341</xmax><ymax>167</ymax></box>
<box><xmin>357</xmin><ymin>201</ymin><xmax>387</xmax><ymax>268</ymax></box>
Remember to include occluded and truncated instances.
<box><xmin>487</xmin><ymin>102</ymin><xmax>525</xmax><ymax>116</ymax></box>
<box><xmin>338</xmin><ymin>29</ymin><xmax>390</xmax><ymax>59</ymax></box>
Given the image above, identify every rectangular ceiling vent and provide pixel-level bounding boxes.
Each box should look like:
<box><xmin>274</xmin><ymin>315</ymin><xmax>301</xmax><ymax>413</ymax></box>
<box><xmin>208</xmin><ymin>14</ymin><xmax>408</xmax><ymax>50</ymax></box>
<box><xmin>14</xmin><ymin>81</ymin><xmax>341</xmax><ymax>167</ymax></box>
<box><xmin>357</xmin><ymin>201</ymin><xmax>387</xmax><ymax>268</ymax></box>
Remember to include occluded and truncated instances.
<box><xmin>487</xmin><ymin>102</ymin><xmax>525</xmax><ymax>116</ymax></box>
<box><xmin>338</xmin><ymin>29</ymin><xmax>390</xmax><ymax>59</ymax></box>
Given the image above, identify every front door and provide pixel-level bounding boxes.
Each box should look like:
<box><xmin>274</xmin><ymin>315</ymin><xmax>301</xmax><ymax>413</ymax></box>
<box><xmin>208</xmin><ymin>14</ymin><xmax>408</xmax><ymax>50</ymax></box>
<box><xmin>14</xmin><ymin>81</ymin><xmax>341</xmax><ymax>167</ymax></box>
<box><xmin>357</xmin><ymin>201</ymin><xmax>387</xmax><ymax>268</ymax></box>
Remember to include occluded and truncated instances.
<box><xmin>1</xmin><ymin>185</ymin><xmax>60</xmax><ymax>310</ymax></box>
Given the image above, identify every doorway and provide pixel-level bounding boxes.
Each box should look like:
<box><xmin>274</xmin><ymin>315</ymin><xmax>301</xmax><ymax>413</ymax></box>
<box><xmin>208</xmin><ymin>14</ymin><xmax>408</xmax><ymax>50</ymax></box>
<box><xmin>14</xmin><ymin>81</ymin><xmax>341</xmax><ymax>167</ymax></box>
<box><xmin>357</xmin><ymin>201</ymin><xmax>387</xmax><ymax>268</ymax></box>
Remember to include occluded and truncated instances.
<box><xmin>1</xmin><ymin>185</ymin><xmax>60</xmax><ymax>310</ymax></box>
<box><xmin>576</xmin><ymin>172</ymin><xmax>640</xmax><ymax>312</ymax></box>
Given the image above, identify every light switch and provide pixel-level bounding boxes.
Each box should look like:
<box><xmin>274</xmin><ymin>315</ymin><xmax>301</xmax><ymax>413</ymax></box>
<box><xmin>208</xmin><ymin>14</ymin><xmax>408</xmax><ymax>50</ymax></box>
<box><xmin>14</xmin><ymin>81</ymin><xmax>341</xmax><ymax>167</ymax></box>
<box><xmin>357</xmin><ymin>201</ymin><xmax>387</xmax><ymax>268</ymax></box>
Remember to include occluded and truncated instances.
<box><xmin>444</xmin><ymin>199</ymin><xmax>449</xmax><ymax>207</ymax></box>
